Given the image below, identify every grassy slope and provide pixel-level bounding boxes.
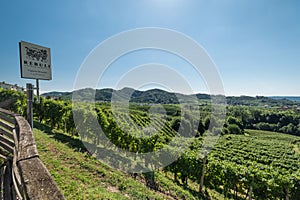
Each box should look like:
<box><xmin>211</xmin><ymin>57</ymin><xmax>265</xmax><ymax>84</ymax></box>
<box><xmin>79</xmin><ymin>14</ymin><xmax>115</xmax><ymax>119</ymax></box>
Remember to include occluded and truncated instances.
<box><xmin>33</xmin><ymin>126</ymin><xmax>211</xmax><ymax>200</ymax></box>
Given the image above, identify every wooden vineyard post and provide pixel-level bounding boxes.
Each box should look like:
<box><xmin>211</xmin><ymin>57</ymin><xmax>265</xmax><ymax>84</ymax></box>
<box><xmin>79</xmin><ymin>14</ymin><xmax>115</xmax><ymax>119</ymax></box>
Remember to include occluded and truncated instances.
<box><xmin>199</xmin><ymin>151</ymin><xmax>207</xmax><ymax>194</ymax></box>
<box><xmin>26</xmin><ymin>83</ymin><xmax>33</xmax><ymax>128</ymax></box>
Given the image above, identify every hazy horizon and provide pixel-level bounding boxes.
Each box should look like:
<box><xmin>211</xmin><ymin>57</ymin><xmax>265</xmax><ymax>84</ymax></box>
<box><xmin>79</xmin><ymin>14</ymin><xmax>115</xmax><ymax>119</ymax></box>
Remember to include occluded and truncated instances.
<box><xmin>40</xmin><ymin>86</ymin><xmax>300</xmax><ymax>98</ymax></box>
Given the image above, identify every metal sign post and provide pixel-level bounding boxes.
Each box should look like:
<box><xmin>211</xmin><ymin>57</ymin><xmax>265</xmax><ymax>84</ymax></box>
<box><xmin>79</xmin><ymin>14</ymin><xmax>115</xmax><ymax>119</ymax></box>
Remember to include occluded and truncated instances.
<box><xmin>36</xmin><ymin>79</ymin><xmax>40</xmax><ymax>103</ymax></box>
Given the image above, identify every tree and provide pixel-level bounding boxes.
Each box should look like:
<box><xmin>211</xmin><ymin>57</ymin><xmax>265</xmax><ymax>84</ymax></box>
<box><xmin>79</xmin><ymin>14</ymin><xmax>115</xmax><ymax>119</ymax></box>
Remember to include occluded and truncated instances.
<box><xmin>226</xmin><ymin>116</ymin><xmax>244</xmax><ymax>134</ymax></box>
<box><xmin>227</xmin><ymin>116</ymin><xmax>243</xmax><ymax>130</ymax></box>
<box><xmin>227</xmin><ymin>124</ymin><xmax>243</xmax><ymax>135</ymax></box>
<box><xmin>171</xmin><ymin>117</ymin><xmax>181</xmax><ymax>132</ymax></box>
<box><xmin>197</xmin><ymin>120</ymin><xmax>205</xmax><ymax>136</ymax></box>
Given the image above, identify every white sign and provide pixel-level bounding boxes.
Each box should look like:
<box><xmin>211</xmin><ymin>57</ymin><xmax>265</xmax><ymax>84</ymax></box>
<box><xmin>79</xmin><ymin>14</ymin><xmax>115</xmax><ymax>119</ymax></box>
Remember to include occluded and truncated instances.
<box><xmin>19</xmin><ymin>41</ymin><xmax>52</xmax><ymax>80</ymax></box>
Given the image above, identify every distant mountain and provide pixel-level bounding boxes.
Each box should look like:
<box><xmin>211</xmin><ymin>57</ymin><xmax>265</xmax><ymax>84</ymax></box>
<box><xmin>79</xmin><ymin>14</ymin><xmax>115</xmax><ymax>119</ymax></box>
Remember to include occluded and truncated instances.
<box><xmin>42</xmin><ymin>88</ymin><xmax>210</xmax><ymax>103</ymax></box>
<box><xmin>270</xmin><ymin>96</ymin><xmax>300</xmax><ymax>103</ymax></box>
<box><xmin>227</xmin><ymin>95</ymin><xmax>300</xmax><ymax>107</ymax></box>
<box><xmin>41</xmin><ymin>91</ymin><xmax>71</xmax><ymax>98</ymax></box>
<box><xmin>130</xmin><ymin>88</ymin><xmax>180</xmax><ymax>104</ymax></box>
<box><xmin>42</xmin><ymin>88</ymin><xmax>300</xmax><ymax>106</ymax></box>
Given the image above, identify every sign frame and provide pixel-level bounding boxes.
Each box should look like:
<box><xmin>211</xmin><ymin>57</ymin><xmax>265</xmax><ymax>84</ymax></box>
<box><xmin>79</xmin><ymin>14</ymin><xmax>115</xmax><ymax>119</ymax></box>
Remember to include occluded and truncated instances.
<box><xmin>19</xmin><ymin>41</ymin><xmax>52</xmax><ymax>80</ymax></box>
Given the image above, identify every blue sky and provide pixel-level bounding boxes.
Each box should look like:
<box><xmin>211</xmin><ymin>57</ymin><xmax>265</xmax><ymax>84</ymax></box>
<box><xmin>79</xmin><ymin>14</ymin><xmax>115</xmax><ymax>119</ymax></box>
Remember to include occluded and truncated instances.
<box><xmin>0</xmin><ymin>0</ymin><xmax>299</xmax><ymax>96</ymax></box>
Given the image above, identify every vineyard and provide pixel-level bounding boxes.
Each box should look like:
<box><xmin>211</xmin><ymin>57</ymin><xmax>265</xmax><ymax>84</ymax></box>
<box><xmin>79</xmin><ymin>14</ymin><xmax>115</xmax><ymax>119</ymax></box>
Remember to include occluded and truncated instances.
<box><xmin>93</xmin><ymin>104</ymin><xmax>300</xmax><ymax>199</ymax></box>
<box><xmin>207</xmin><ymin>130</ymin><xmax>300</xmax><ymax>199</ymax></box>
<box><xmin>0</xmin><ymin>88</ymin><xmax>300</xmax><ymax>199</ymax></box>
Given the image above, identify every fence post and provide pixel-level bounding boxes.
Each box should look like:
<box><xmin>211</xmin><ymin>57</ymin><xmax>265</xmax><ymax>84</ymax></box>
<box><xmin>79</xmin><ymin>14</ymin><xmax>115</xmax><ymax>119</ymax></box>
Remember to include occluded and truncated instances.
<box><xmin>26</xmin><ymin>83</ymin><xmax>33</xmax><ymax>129</ymax></box>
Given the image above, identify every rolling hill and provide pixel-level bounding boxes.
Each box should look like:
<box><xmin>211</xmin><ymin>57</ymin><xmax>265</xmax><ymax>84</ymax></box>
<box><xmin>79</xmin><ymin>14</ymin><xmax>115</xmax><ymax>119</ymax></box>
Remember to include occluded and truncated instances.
<box><xmin>42</xmin><ymin>87</ymin><xmax>300</xmax><ymax>107</ymax></box>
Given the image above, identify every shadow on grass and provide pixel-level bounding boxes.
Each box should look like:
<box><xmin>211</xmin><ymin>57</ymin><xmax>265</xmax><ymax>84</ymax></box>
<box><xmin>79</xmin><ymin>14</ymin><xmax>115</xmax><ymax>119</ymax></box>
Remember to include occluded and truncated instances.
<box><xmin>33</xmin><ymin>121</ymin><xmax>87</xmax><ymax>153</ymax></box>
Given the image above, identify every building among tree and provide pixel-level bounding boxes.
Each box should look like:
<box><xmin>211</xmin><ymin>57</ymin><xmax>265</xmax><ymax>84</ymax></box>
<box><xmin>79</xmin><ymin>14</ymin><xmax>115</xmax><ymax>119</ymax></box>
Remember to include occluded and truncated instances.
<box><xmin>0</xmin><ymin>81</ymin><xmax>24</xmax><ymax>92</ymax></box>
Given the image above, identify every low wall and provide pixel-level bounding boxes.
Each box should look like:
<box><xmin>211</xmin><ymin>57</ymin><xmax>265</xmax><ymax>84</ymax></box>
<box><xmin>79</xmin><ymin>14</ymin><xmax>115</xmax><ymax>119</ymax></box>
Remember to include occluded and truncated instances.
<box><xmin>0</xmin><ymin>108</ymin><xmax>65</xmax><ymax>200</ymax></box>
